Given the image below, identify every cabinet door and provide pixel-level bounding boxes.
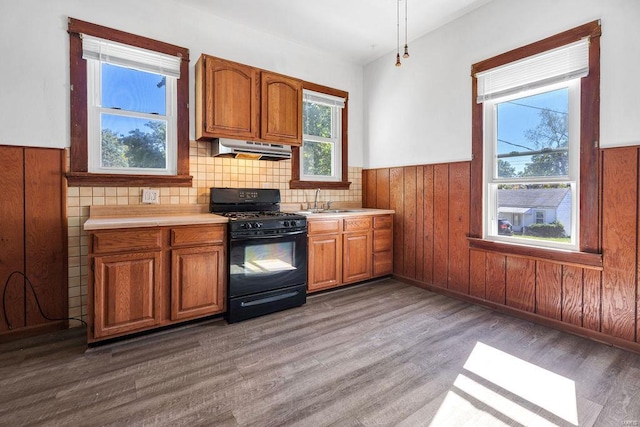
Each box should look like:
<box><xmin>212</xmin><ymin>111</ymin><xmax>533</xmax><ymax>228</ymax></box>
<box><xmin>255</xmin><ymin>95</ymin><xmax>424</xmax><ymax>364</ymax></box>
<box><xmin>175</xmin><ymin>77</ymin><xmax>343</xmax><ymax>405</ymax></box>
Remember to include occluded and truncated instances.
<box><xmin>343</xmin><ymin>231</ymin><xmax>372</xmax><ymax>284</ymax></box>
<box><xmin>260</xmin><ymin>72</ymin><xmax>302</xmax><ymax>145</ymax></box>
<box><xmin>171</xmin><ymin>246</ymin><xmax>225</xmax><ymax>320</ymax></box>
<box><xmin>308</xmin><ymin>234</ymin><xmax>342</xmax><ymax>292</ymax></box>
<box><xmin>93</xmin><ymin>252</ymin><xmax>162</xmax><ymax>339</ymax></box>
<box><xmin>198</xmin><ymin>56</ymin><xmax>259</xmax><ymax>140</ymax></box>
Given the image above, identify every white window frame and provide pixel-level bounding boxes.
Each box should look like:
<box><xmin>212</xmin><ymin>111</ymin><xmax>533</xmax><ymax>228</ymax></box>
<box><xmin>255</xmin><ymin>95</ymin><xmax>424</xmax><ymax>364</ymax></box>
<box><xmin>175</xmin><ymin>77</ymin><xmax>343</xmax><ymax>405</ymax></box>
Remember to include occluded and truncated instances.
<box><xmin>301</xmin><ymin>90</ymin><xmax>344</xmax><ymax>182</ymax></box>
<box><xmin>83</xmin><ymin>36</ymin><xmax>179</xmax><ymax>175</ymax></box>
<box><xmin>483</xmin><ymin>79</ymin><xmax>581</xmax><ymax>251</ymax></box>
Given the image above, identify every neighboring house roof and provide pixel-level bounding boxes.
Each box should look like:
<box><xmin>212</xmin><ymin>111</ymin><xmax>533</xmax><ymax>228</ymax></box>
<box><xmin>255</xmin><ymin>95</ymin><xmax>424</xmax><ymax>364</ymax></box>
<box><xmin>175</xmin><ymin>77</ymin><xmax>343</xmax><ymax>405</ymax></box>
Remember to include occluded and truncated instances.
<box><xmin>498</xmin><ymin>187</ymin><xmax>570</xmax><ymax>208</ymax></box>
<box><xmin>498</xmin><ymin>207</ymin><xmax>531</xmax><ymax>214</ymax></box>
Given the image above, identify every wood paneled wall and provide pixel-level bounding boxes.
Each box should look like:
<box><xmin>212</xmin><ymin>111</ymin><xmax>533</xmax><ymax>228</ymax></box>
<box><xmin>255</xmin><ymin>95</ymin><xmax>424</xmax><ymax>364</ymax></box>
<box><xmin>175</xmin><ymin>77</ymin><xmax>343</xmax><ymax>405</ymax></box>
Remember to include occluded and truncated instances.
<box><xmin>363</xmin><ymin>146</ymin><xmax>640</xmax><ymax>351</ymax></box>
<box><xmin>0</xmin><ymin>146</ymin><xmax>68</xmax><ymax>341</ymax></box>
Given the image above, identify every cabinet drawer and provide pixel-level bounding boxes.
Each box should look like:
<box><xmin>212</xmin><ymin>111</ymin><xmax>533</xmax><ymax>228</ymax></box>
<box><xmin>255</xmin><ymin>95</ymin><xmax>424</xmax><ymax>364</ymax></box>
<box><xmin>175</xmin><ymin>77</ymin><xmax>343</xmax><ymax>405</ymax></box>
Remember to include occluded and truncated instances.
<box><xmin>343</xmin><ymin>216</ymin><xmax>372</xmax><ymax>232</ymax></box>
<box><xmin>171</xmin><ymin>225</ymin><xmax>225</xmax><ymax>246</ymax></box>
<box><xmin>92</xmin><ymin>229</ymin><xmax>162</xmax><ymax>254</ymax></box>
<box><xmin>308</xmin><ymin>219</ymin><xmax>341</xmax><ymax>235</ymax></box>
<box><xmin>373</xmin><ymin>229</ymin><xmax>393</xmax><ymax>252</ymax></box>
<box><xmin>373</xmin><ymin>251</ymin><xmax>393</xmax><ymax>276</ymax></box>
<box><xmin>374</xmin><ymin>215</ymin><xmax>393</xmax><ymax>229</ymax></box>
<box><xmin>373</xmin><ymin>215</ymin><xmax>393</xmax><ymax>229</ymax></box>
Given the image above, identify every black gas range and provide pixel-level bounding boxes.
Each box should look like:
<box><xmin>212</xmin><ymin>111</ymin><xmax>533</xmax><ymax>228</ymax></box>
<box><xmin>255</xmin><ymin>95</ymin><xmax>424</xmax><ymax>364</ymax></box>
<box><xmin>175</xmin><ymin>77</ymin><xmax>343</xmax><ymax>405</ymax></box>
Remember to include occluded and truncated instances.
<box><xmin>218</xmin><ymin>210</ymin><xmax>307</xmax><ymax>237</ymax></box>
<box><xmin>210</xmin><ymin>188</ymin><xmax>307</xmax><ymax>323</ymax></box>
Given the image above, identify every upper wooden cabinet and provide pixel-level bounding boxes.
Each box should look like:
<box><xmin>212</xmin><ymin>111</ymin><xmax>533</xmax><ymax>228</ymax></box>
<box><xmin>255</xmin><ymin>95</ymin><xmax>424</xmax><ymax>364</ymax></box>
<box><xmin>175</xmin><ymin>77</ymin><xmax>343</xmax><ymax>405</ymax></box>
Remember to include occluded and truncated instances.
<box><xmin>260</xmin><ymin>72</ymin><xmax>303</xmax><ymax>144</ymax></box>
<box><xmin>196</xmin><ymin>56</ymin><xmax>260</xmax><ymax>140</ymax></box>
<box><xmin>196</xmin><ymin>55</ymin><xmax>302</xmax><ymax>145</ymax></box>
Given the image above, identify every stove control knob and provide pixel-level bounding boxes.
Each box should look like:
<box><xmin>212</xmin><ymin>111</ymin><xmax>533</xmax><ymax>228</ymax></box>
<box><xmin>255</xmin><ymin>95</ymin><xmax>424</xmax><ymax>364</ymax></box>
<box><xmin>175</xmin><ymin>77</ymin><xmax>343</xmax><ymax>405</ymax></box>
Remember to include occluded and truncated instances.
<box><xmin>245</xmin><ymin>223</ymin><xmax>253</xmax><ymax>229</ymax></box>
<box><xmin>255</xmin><ymin>222</ymin><xmax>263</xmax><ymax>228</ymax></box>
<box><xmin>283</xmin><ymin>221</ymin><xmax>290</xmax><ymax>227</ymax></box>
<box><xmin>290</xmin><ymin>220</ymin><xmax>297</xmax><ymax>227</ymax></box>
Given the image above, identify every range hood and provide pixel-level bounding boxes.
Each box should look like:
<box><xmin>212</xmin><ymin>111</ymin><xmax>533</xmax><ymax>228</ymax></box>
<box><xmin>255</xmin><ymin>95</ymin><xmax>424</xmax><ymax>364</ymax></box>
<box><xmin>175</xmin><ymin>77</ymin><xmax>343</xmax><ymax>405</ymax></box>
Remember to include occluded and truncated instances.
<box><xmin>212</xmin><ymin>138</ymin><xmax>292</xmax><ymax>161</ymax></box>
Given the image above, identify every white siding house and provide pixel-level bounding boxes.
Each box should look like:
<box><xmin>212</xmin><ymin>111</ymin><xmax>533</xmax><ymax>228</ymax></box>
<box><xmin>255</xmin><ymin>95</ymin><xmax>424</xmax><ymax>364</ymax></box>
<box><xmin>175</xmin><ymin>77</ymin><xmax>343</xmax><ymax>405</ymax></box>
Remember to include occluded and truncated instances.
<box><xmin>498</xmin><ymin>188</ymin><xmax>572</xmax><ymax>236</ymax></box>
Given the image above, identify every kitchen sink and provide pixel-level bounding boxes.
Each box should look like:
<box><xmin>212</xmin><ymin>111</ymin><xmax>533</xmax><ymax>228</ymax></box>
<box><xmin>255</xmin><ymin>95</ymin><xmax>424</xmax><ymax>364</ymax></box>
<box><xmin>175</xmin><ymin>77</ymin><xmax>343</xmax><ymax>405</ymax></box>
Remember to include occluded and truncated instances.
<box><xmin>322</xmin><ymin>209</ymin><xmax>364</xmax><ymax>213</ymax></box>
<box><xmin>298</xmin><ymin>209</ymin><xmax>365</xmax><ymax>214</ymax></box>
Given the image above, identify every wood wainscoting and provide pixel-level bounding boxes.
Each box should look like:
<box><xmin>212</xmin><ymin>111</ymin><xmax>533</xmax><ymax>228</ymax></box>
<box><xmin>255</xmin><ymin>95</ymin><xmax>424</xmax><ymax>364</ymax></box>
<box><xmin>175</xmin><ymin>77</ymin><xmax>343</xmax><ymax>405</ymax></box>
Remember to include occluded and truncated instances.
<box><xmin>363</xmin><ymin>146</ymin><xmax>640</xmax><ymax>352</ymax></box>
<box><xmin>0</xmin><ymin>146</ymin><xmax>68</xmax><ymax>341</ymax></box>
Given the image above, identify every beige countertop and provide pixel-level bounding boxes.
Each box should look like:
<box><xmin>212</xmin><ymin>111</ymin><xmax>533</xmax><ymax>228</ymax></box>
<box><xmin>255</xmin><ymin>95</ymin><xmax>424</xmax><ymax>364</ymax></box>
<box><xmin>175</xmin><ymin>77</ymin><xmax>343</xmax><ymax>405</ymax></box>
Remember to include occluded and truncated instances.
<box><xmin>83</xmin><ymin>204</ymin><xmax>394</xmax><ymax>231</ymax></box>
<box><xmin>84</xmin><ymin>205</ymin><xmax>228</xmax><ymax>231</ymax></box>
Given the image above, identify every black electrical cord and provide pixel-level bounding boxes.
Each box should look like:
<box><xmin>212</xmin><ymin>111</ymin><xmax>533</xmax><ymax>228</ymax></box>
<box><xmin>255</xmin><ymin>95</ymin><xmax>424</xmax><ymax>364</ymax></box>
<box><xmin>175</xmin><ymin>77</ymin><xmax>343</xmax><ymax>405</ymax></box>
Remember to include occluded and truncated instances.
<box><xmin>2</xmin><ymin>271</ymin><xmax>87</xmax><ymax>330</ymax></box>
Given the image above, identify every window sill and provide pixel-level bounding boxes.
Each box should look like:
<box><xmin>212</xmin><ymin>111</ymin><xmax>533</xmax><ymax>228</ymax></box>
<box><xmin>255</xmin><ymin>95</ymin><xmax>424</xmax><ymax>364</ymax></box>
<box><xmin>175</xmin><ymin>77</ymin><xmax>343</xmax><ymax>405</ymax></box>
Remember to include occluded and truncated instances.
<box><xmin>468</xmin><ymin>237</ymin><xmax>603</xmax><ymax>270</ymax></box>
<box><xmin>66</xmin><ymin>172</ymin><xmax>193</xmax><ymax>187</ymax></box>
<box><xmin>289</xmin><ymin>180</ymin><xmax>351</xmax><ymax>190</ymax></box>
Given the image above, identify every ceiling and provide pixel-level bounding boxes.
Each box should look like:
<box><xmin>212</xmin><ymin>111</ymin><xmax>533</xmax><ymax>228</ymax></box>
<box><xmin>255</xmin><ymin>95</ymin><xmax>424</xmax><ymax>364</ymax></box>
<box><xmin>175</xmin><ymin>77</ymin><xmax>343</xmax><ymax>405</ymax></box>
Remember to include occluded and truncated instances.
<box><xmin>173</xmin><ymin>0</ymin><xmax>491</xmax><ymax>65</ymax></box>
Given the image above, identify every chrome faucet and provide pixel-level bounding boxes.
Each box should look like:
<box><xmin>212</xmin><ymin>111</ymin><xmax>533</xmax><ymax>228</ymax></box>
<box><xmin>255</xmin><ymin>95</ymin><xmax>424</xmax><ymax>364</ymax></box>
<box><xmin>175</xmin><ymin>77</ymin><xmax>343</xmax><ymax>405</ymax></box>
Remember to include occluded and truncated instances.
<box><xmin>314</xmin><ymin>188</ymin><xmax>321</xmax><ymax>211</ymax></box>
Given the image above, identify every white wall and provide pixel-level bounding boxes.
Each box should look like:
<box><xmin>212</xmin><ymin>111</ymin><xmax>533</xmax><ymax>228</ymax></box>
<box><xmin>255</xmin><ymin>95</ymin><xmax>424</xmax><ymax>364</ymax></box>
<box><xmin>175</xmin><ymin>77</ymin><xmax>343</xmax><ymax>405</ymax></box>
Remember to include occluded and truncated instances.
<box><xmin>363</xmin><ymin>0</ymin><xmax>640</xmax><ymax>169</ymax></box>
<box><xmin>0</xmin><ymin>0</ymin><xmax>365</xmax><ymax>166</ymax></box>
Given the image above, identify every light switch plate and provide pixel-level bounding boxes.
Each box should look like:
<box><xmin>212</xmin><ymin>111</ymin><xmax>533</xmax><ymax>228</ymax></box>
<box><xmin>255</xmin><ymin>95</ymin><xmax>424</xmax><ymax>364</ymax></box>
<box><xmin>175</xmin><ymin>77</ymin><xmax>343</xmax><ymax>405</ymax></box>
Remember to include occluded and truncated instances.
<box><xmin>142</xmin><ymin>189</ymin><xmax>159</xmax><ymax>204</ymax></box>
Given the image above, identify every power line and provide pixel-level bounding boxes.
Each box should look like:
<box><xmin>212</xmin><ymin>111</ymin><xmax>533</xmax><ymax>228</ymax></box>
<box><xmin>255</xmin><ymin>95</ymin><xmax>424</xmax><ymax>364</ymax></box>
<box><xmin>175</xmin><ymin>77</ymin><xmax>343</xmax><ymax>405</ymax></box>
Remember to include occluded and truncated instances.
<box><xmin>498</xmin><ymin>138</ymin><xmax>533</xmax><ymax>152</ymax></box>
<box><xmin>505</xmin><ymin>100</ymin><xmax>568</xmax><ymax>115</ymax></box>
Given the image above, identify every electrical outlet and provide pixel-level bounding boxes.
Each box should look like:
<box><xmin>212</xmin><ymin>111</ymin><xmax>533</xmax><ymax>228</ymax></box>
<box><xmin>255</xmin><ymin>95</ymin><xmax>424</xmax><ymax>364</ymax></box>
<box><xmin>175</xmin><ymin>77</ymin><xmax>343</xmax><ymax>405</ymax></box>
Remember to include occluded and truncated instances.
<box><xmin>142</xmin><ymin>189</ymin><xmax>159</xmax><ymax>204</ymax></box>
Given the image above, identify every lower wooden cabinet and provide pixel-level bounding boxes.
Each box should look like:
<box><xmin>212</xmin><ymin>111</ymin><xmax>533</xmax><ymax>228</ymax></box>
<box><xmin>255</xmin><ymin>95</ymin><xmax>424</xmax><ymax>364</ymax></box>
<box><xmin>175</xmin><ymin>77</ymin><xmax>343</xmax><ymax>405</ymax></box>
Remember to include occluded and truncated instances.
<box><xmin>93</xmin><ymin>251</ymin><xmax>162</xmax><ymax>339</ymax></box>
<box><xmin>373</xmin><ymin>215</ymin><xmax>393</xmax><ymax>276</ymax></box>
<box><xmin>171</xmin><ymin>246</ymin><xmax>225</xmax><ymax>321</ymax></box>
<box><xmin>343</xmin><ymin>231</ymin><xmax>372</xmax><ymax>283</ymax></box>
<box><xmin>308</xmin><ymin>233</ymin><xmax>342</xmax><ymax>292</ymax></box>
<box><xmin>88</xmin><ymin>224</ymin><xmax>226</xmax><ymax>342</ymax></box>
<box><xmin>307</xmin><ymin>214</ymin><xmax>392</xmax><ymax>293</ymax></box>
<box><xmin>342</xmin><ymin>217</ymin><xmax>373</xmax><ymax>284</ymax></box>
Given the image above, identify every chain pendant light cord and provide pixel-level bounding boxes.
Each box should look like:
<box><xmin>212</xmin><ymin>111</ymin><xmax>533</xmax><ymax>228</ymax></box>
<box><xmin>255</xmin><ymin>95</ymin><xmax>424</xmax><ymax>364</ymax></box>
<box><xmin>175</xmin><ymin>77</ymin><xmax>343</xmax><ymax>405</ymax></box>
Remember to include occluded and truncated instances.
<box><xmin>403</xmin><ymin>0</ymin><xmax>410</xmax><ymax>58</ymax></box>
<box><xmin>395</xmin><ymin>0</ymin><xmax>409</xmax><ymax>66</ymax></box>
<box><xmin>395</xmin><ymin>0</ymin><xmax>401</xmax><ymax>66</ymax></box>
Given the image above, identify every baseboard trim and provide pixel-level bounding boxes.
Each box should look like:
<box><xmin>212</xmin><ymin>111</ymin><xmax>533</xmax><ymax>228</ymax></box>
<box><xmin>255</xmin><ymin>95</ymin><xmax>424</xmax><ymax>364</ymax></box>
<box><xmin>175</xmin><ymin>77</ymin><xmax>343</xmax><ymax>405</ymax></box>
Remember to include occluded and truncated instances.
<box><xmin>392</xmin><ymin>274</ymin><xmax>640</xmax><ymax>355</ymax></box>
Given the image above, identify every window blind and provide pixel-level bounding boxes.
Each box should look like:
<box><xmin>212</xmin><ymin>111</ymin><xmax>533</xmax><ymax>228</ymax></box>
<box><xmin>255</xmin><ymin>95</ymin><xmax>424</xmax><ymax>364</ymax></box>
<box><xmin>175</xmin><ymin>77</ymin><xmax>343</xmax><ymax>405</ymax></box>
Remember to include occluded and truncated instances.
<box><xmin>475</xmin><ymin>38</ymin><xmax>589</xmax><ymax>103</ymax></box>
<box><xmin>303</xmin><ymin>89</ymin><xmax>346</xmax><ymax>108</ymax></box>
<box><xmin>82</xmin><ymin>34</ymin><xmax>181</xmax><ymax>78</ymax></box>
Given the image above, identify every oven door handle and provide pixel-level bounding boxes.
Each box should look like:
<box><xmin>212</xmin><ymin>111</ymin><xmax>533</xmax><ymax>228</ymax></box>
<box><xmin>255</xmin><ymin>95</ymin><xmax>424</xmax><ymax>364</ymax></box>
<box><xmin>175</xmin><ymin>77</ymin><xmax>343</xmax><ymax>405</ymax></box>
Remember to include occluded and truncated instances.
<box><xmin>240</xmin><ymin>290</ymin><xmax>301</xmax><ymax>307</ymax></box>
<box><xmin>231</xmin><ymin>229</ymin><xmax>307</xmax><ymax>240</ymax></box>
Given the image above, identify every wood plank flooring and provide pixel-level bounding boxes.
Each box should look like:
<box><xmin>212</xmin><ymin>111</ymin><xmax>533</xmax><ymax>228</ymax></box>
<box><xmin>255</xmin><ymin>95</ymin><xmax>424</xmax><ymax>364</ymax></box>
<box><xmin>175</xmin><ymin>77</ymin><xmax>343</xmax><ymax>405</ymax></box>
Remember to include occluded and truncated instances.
<box><xmin>1</xmin><ymin>279</ymin><xmax>640</xmax><ymax>426</ymax></box>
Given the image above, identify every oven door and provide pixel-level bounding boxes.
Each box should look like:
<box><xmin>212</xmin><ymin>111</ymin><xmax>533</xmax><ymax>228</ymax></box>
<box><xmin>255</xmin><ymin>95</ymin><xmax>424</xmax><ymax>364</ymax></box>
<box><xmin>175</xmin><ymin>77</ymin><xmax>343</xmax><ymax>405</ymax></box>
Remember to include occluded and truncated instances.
<box><xmin>228</xmin><ymin>229</ymin><xmax>307</xmax><ymax>298</ymax></box>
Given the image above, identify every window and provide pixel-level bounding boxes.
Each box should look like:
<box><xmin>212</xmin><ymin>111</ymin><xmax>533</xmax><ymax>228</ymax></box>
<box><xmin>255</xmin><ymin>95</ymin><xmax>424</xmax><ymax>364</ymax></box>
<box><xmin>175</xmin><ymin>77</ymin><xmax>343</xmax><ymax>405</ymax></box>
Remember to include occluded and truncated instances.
<box><xmin>484</xmin><ymin>79</ymin><xmax>580</xmax><ymax>250</ymax></box>
<box><xmin>470</xmin><ymin>21</ymin><xmax>602</xmax><ymax>257</ymax></box>
<box><xmin>290</xmin><ymin>82</ymin><xmax>350</xmax><ymax>190</ymax></box>
<box><xmin>67</xmin><ymin>18</ymin><xmax>191</xmax><ymax>186</ymax></box>
<box><xmin>301</xmin><ymin>89</ymin><xmax>344</xmax><ymax>182</ymax></box>
<box><xmin>84</xmin><ymin>36</ymin><xmax>179</xmax><ymax>175</ymax></box>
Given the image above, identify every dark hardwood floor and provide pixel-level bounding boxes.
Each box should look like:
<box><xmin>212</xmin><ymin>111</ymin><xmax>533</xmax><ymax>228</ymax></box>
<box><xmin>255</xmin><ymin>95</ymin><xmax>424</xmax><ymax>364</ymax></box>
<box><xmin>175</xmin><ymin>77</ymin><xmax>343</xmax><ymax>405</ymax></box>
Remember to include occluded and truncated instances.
<box><xmin>1</xmin><ymin>279</ymin><xmax>639</xmax><ymax>426</ymax></box>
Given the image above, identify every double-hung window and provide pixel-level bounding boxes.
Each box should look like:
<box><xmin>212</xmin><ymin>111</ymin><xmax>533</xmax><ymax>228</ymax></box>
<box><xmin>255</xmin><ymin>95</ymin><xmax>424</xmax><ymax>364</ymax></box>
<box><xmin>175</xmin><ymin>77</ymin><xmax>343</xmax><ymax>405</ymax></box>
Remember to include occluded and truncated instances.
<box><xmin>67</xmin><ymin>18</ymin><xmax>190</xmax><ymax>187</ymax></box>
<box><xmin>83</xmin><ymin>36</ymin><xmax>180</xmax><ymax>175</ymax></box>
<box><xmin>301</xmin><ymin>89</ymin><xmax>345</xmax><ymax>182</ymax></box>
<box><xmin>290</xmin><ymin>83</ymin><xmax>349</xmax><ymax>190</ymax></box>
<box><xmin>477</xmin><ymin>38</ymin><xmax>590</xmax><ymax>251</ymax></box>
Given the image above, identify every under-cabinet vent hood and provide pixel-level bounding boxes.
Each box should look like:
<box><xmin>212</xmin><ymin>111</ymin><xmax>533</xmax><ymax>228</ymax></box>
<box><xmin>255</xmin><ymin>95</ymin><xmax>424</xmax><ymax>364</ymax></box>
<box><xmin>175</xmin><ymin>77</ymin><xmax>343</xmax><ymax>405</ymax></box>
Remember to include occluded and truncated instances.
<box><xmin>212</xmin><ymin>138</ymin><xmax>292</xmax><ymax>161</ymax></box>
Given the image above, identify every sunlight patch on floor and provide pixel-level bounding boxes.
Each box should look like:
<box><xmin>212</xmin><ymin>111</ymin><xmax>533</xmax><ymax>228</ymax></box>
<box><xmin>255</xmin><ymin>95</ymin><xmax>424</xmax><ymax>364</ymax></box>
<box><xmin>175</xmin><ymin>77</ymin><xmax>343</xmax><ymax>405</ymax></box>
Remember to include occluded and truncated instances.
<box><xmin>430</xmin><ymin>341</ymin><xmax>579</xmax><ymax>426</ymax></box>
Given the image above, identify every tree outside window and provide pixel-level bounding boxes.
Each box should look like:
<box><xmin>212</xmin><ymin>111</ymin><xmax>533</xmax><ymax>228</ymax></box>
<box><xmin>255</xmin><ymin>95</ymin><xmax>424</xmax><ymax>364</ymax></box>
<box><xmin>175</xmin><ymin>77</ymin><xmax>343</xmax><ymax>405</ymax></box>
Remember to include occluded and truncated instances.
<box><xmin>300</xmin><ymin>90</ymin><xmax>342</xmax><ymax>182</ymax></box>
